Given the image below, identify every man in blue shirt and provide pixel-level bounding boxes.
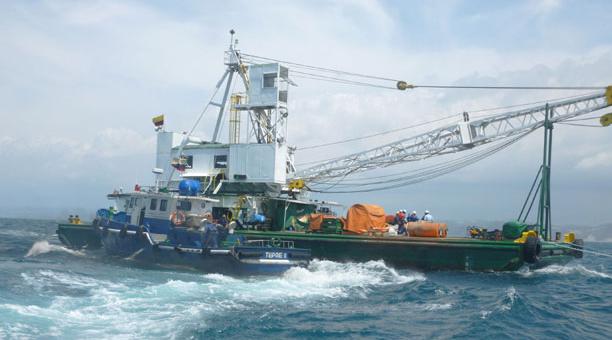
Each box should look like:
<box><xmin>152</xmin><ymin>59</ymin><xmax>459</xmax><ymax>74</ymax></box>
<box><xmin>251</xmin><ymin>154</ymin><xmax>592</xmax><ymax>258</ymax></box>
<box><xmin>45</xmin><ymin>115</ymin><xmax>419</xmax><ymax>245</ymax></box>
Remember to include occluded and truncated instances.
<box><xmin>407</xmin><ymin>211</ymin><xmax>419</xmax><ymax>222</ymax></box>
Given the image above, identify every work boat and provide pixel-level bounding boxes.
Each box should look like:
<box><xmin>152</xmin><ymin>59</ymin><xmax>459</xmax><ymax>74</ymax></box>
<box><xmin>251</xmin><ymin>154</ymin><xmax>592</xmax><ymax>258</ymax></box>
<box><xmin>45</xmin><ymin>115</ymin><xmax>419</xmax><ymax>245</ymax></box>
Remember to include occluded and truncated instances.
<box><xmin>57</xmin><ymin>30</ymin><xmax>612</xmax><ymax>272</ymax></box>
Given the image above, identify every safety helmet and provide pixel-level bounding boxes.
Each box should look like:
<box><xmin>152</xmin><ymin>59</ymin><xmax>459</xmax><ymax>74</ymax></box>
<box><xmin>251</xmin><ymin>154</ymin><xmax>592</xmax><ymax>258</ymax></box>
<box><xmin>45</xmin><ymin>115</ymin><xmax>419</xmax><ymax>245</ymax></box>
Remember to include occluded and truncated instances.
<box><xmin>425</xmin><ymin>210</ymin><xmax>430</xmax><ymax>214</ymax></box>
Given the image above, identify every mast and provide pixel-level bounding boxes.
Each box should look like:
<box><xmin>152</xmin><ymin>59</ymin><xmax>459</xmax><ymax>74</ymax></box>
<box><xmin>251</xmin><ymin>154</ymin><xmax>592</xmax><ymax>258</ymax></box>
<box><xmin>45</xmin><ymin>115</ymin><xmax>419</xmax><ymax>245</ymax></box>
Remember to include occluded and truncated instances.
<box><xmin>538</xmin><ymin>104</ymin><xmax>553</xmax><ymax>241</ymax></box>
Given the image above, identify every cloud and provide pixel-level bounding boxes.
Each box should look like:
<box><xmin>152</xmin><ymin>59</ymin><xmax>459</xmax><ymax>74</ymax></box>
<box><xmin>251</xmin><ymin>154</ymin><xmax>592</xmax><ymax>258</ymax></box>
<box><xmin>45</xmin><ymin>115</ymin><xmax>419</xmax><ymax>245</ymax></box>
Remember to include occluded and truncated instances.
<box><xmin>576</xmin><ymin>151</ymin><xmax>612</xmax><ymax>170</ymax></box>
<box><xmin>0</xmin><ymin>0</ymin><xmax>611</xmax><ymax>224</ymax></box>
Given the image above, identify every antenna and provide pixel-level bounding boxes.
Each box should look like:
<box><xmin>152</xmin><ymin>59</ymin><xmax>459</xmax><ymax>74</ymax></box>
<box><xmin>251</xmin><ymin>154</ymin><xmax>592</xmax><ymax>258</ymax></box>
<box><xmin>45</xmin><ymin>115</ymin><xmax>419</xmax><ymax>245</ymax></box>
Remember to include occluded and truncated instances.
<box><xmin>229</xmin><ymin>29</ymin><xmax>235</xmax><ymax>48</ymax></box>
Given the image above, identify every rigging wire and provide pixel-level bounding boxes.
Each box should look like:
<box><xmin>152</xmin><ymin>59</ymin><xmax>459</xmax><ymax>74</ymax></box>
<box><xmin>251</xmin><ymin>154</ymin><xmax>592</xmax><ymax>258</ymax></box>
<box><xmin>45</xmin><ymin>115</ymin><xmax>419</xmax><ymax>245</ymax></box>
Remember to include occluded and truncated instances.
<box><xmin>309</xmin><ymin>128</ymin><xmax>535</xmax><ymax>193</ymax></box>
<box><xmin>241</xmin><ymin>53</ymin><xmax>398</xmax><ymax>82</ymax></box>
<box><xmin>557</xmin><ymin>122</ymin><xmax>603</xmax><ymax>128</ymax></box>
<box><xmin>242</xmin><ymin>53</ymin><xmax>607</xmax><ymax>91</ymax></box>
<box><xmin>413</xmin><ymin>85</ymin><xmax>605</xmax><ymax>90</ymax></box>
<box><xmin>296</xmin><ymin>91</ymin><xmax>599</xmax><ymax>153</ymax></box>
<box><xmin>542</xmin><ymin>241</ymin><xmax>612</xmax><ymax>258</ymax></box>
<box><xmin>291</xmin><ymin>74</ymin><xmax>395</xmax><ymax>90</ymax></box>
<box><xmin>311</xmin><ymin>140</ymin><xmax>512</xmax><ymax>187</ymax></box>
<box><xmin>297</xmin><ymin>114</ymin><xmax>459</xmax><ymax>151</ymax></box>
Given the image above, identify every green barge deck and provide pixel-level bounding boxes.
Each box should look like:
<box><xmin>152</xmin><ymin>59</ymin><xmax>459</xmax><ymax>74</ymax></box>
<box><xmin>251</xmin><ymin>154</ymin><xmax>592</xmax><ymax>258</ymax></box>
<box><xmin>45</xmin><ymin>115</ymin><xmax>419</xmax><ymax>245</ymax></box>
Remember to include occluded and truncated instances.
<box><xmin>235</xmin><ymin>230</ymin><xmax>580</xmax><ymax>271</ymax></box>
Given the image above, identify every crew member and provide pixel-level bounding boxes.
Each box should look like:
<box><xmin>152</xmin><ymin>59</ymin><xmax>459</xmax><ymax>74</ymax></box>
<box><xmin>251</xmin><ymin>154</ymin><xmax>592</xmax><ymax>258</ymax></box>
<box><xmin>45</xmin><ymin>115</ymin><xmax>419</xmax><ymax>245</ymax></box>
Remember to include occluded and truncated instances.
<box><xmin>396</xmin><ymin>211</ymin><xmax>407</xmax><ymax>235</ymax></box>
<box><xmin>68</xmin><ymin>215</ymin><xmax>74</xmax><ymax>223</ymax></box>
<box><xmin>407</xmin><ymin>211</ymin><xmax>419</xmax><ymax>222</ymax></box>
<box><xmin>422</xmin><ymin>210</ymin><xmax>433</xmax><ymax>221</ymax></box>
<box><xmin>74</xmin><ymin>215</ymin><xmax>81</xmax><ymax>224</ymax></box>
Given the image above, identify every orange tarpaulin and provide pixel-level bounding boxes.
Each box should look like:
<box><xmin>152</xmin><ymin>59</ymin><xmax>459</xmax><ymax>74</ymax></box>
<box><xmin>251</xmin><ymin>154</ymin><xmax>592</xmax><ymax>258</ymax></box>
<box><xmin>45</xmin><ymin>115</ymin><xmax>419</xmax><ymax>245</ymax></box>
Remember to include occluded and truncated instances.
<box><xmin>308</xmin><ymin>213</ymin><xmax>337</xmax><ymax>232</ymax></box>
<box><xmin>344</xmin><ymin>204</ymin><xmax>388</xmax><ymax>234</ymax></box>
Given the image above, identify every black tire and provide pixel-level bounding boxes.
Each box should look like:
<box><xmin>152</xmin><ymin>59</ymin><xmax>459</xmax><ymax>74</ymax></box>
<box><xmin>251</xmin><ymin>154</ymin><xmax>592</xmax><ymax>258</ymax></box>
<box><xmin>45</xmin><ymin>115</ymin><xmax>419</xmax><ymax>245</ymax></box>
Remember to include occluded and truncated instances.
<box><xmin>572</xmin><ymin>239</ymin><xmax>584</xmax><ymax>258</ymax></box>
<box><xmin>523</xmin><ymin>236</ymin><xmax>542</xmax><ymax>264</ymax></box>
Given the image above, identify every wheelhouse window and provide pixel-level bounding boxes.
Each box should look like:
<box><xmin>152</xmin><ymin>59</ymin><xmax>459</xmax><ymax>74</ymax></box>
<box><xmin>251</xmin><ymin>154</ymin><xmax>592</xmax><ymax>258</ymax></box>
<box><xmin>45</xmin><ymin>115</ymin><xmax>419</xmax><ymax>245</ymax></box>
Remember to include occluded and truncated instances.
<box><xmin>149</xmin><ymin>198</ymin><xmax>158</xmax><ymax>210</ymax></box>
<box><xmin>160</xmin><ymin>199</ymin><xmax>168</xmax><ymax>211</ymax></box>
<box><xmin>185</xmin><ymin>155</ymin><xmax>193</xmax><ymax>169</ymax></box>
<box><xmin>178</xmin><ymin>200</ymin><xmax>192</xmax><ymax>211</ymax></box>
<box><xmin>263</xmin><ymin>73</ymin><xmax>277</xmax><ymax>88</ymax></box>
<box><xmin>129</xmin><ymin>197</ymin><xmax>135</xmax><ymax>208</ymax></box>
<box><xmin>214</xmin><ymin>155</ymin><xmax>227</xmax><ymax>169</ymax></box>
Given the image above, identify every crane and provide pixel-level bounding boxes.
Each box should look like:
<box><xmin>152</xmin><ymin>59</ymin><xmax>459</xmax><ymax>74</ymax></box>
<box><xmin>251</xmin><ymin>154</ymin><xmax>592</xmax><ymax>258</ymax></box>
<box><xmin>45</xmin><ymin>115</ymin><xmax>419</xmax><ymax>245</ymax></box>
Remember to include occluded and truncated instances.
<box><xmin>293</xmin><ymin>88</ymin><xmax>612</xmax><ymax>183</ymax></box>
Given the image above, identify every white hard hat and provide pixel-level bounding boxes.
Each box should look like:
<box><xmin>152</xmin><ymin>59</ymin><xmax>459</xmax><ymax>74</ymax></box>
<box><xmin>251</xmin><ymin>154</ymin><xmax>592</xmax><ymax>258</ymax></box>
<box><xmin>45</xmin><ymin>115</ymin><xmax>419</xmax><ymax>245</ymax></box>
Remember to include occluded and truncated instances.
<box><xmin>412</xmin><ymin>211</ymin><xmax>417</xmax><ymax>214</ymax></box>
<box><xmin>401</xmin><ymin>209</ymin><xmax>406</xmax><ymax>213</ymax></box>
<box><xmin>425</xmin><ymin>210</ymin><xmax>430</xmax><ymax>214</ymax></box>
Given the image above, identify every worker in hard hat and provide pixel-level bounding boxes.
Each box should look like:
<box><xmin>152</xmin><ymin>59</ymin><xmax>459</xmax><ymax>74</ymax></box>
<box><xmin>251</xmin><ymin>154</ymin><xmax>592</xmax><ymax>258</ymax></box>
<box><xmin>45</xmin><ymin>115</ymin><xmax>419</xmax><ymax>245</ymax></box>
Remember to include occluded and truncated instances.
<box><xmin>422</xmin><ymin>210</ymin><xmax>433</xmax><ymax>222</ymax></box>
<box><xmin>395</xmin><ymin>211</ymin><xmax>407</xmax><ymax>235</ymax></box>
<box><xmin>407</xmin><ymin>211</ymin><xmax>419</xmax><ymax>222</ymax></box>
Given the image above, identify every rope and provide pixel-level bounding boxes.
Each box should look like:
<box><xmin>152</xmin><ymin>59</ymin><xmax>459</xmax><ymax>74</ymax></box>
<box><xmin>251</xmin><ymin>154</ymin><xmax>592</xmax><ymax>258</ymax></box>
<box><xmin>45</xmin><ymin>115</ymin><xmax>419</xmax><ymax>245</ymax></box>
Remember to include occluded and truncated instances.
<box><xmin>542</xmin><ymin>241</ymin><xmax>612</xmax><ymax>258</ymax></box>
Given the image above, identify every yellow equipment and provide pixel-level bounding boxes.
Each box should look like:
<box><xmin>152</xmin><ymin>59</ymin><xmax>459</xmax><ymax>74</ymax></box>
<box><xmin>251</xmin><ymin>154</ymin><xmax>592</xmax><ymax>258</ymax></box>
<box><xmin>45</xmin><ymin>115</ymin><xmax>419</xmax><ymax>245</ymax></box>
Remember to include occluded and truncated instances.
<box><xmin>514</xmin><ymin>230</ymin><xmax>538</xmax><ymax>244</ymax></box>
<box><xmin>288</xmin><ymin>179</ymin><xmax>305</xmax><ymax>190</ymax></box>
<box><xmin>564</xmin><ymin>232</ymin><xmax>576</xmax><ymax>243</ymax></box>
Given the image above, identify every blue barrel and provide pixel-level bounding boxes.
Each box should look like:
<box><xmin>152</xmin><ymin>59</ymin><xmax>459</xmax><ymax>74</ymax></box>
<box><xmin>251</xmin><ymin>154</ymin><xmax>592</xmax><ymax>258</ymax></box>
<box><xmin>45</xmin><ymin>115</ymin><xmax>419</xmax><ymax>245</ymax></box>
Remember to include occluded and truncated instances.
<box><xmin>178</xmin><ymin>179</ymin><xmax>201</xmax><ymax>196</ymax></box>
<box><xmin>251</xmin><ymin>213</ymin><xmax>266</xmax><ymax>224</ymax></box>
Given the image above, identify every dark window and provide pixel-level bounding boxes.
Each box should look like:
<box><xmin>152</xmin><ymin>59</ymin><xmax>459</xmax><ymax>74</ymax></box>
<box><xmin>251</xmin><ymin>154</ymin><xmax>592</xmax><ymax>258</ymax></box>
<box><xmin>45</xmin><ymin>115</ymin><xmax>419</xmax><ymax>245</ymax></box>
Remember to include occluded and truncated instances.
<box><xmin>160</xmin><ymin>199</ymin><xmax>168</xmax><ymax>211</ymax></box>
<box><xmin>149</xmin><ymin>198</ymin><xmax>157</xmax><ymax>210</ymax></box>
<box><xmin>185</xmin><ymin>155</ymin><xmax>193</xmax><ymax>169</ymax></box>
<box><xmin>214</xmin><ymin>155</ymin><xmax>227</xmax><ymax>169</ymax></box>
<box><xmin>263</xmin><ymin>73</ymin><xmax>277</xmax><ymax>88</ymax></box>
<box><xmin>178</xmin><ymin>200</ymin><xmax>192</xmax><ymax>211</ymax></box>
<box><xmin>129</xmin><ymin>197</ymin><xmax>134</xmax><ymax>208</ymax></box>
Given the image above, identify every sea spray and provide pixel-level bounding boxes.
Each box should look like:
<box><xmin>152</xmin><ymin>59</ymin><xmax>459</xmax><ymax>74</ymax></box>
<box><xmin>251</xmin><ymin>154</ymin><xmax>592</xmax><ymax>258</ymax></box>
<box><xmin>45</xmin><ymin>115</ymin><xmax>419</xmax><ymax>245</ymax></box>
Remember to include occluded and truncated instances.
<box><xmin>25</xmin><ymin>241</ymin><xmax>84</xmax><ymax>257</ymax></box>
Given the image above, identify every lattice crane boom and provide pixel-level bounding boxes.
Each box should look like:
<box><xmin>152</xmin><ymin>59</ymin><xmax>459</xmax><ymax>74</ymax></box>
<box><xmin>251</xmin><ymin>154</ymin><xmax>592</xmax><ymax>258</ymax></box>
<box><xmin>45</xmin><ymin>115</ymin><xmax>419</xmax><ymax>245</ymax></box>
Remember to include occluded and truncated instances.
<box><xmin>295</xmin><ymin>88</ymin><xmax>612</xmax><ymax>181</ymax></box>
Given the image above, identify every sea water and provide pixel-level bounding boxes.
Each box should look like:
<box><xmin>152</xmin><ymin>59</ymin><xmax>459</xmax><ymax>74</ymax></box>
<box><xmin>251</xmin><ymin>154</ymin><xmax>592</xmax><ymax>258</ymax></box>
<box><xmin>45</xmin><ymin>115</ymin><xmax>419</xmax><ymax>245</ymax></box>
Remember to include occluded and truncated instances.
<box><xmin>0</xmin><ymin>218</ymin><xmax>610</xmax><ymax>339</ymax></box>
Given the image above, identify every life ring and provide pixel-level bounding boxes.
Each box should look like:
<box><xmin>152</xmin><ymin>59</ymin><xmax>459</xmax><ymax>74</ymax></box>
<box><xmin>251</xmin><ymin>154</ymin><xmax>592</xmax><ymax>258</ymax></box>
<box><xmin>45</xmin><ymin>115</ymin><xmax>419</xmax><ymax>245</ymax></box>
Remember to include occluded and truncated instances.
<box><xmin>170</xmin><ymin>211</ymin><xmax>186</xmax><ymax>226</ymax></box>
<box><xmin>523</xmin><ymin>236</ymin><xmax>542</xmax><ymax>263</ymax></box>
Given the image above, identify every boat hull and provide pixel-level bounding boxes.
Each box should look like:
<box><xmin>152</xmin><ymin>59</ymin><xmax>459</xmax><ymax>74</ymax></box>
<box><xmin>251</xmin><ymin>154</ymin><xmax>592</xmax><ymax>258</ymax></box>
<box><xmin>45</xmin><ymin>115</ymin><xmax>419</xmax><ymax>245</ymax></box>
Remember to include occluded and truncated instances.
<box><xmin>54</xmin><ymin>223</ymin><xmax>580</xmax><ymax>272</ymax></box>
<box><xmin>56</xmin><ymin>223</ymin><xmax>101</xmax><ymax>250</ymax></box>
<box><xmin>95</xmin><ymin>220</ymin><xmax>310</xmax><ymax>275</ymax></box>
<box><xmin>236</xmin><ymin>230</ymin><xmax>579</xmax><ymax>271</ymax></box>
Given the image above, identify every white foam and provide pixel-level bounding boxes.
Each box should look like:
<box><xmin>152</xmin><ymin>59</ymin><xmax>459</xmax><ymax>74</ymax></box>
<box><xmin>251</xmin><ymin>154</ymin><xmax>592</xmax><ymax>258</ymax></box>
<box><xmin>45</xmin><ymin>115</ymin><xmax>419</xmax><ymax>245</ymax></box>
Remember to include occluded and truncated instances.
<box><xmin>500</xmin><ymin>286</ymin><xmax>517</xmax><ymax>311</ymax></box>
<box><xmin>519</xmin><ymin>264</ymin><xmax>612</xmax><ymax>279</ymax></box>
<box><xmin>422</xmin><ymin>303</ymin><xmax>453</xmax><ymax>311</ymax></box>
<box><xmin>3</xmin><ymin>260</ymin><xmax>425</xmax><ymax>338</ymax></box>
<box><xmin>25</xmin><ymin>240</ymin><xmax>84</xmax><ymax>257</ymax></box>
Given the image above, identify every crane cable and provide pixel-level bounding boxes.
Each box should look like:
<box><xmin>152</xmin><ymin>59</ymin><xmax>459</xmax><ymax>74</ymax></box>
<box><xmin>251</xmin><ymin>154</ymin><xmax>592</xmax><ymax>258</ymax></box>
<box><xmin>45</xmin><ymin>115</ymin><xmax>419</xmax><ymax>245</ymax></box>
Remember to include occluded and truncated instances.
<box><xmin>309</xmin><ymin>128</ymin><xmax>535</xmax><ymax>193</ymax></box>
<box><xmin>296</xmin><ymin>91</ymin><xmax>599</xmax><ymax>153</ymax></box>
<box><xmin>241</xmin><ymin>53</ymin><xmax>607</xmax><ymax>91</ymax></box>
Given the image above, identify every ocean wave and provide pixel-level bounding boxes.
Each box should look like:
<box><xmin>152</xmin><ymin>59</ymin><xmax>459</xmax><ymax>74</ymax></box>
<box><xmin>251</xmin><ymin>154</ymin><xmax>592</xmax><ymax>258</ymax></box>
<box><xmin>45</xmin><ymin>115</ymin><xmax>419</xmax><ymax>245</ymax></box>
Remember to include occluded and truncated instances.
<box><xmin>2</xmin><ymin>260</ymin><xmax>425</xmax><ymax>339</ymax></box>
<box><xmin>518</xmin><ymin>264</ymin><xmax>612</xmax><ymax>279</ymax></box>
<box><xmin>422</xmin><ymin>303</ymin><xmax>453</xmax><ymax>311</ymax></box>
<box><xmin>25</xmin><ymin>240</ymin><xmax>84</xmax><ymax>258</ymax></box>
<box><xmin>480</xmin><ymin>286</ymin><xmax>518</xmax><ymax>319</ymax></box>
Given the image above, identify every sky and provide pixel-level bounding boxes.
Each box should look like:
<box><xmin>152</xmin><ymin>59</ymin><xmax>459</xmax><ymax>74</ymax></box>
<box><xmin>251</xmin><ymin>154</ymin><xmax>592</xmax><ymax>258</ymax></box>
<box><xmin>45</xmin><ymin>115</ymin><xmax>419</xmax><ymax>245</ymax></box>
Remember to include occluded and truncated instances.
<box><xmin>0</xmin><ymin>0</ymin><xmax>611</xmax><ymax>226</ymax></box>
